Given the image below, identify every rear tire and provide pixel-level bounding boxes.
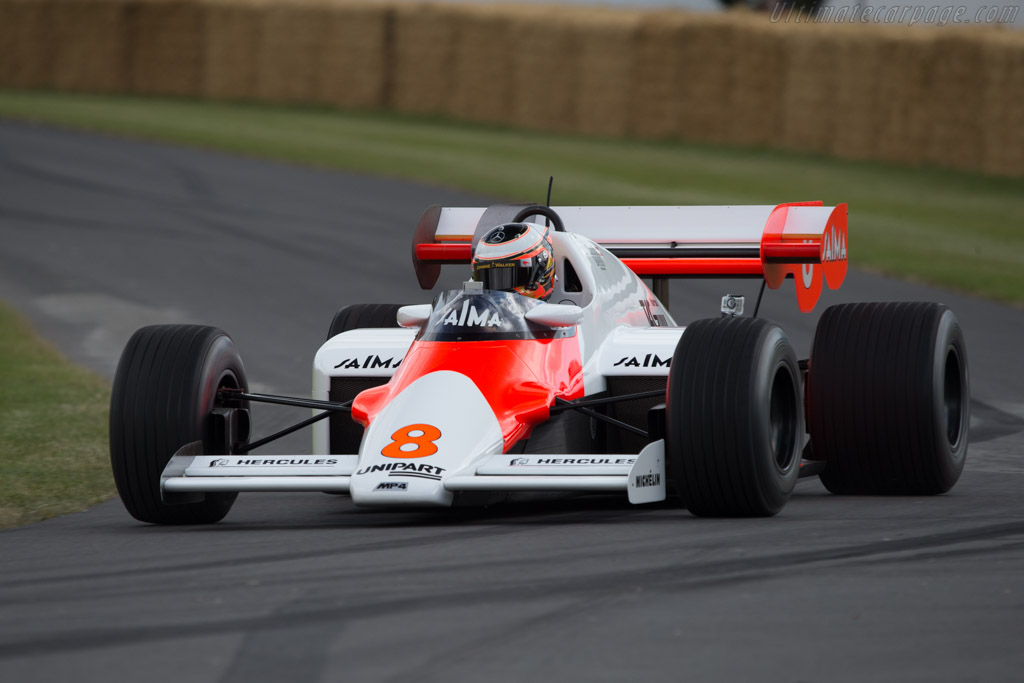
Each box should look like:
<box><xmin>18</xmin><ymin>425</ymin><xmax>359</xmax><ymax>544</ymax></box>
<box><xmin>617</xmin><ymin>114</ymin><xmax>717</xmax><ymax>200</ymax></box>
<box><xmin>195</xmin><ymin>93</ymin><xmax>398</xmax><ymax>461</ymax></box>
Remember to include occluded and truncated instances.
<box><xmin>327</xmin><ymin>303</ymin><xmax>404</xmax><ymax>341</ymax></box>
<box><xmin>808</xmin><ymin>302</ymin><xmax>969</xmax><ymax>494</ymax></box>
<box><xmin>109</xmin><ymin>325</ymin><xmax>248</xmax><ymax>524</ymax></box>
<box><xmin>326</xmin><ymin>304</ymin><xmax>404</xmax><ymax>454</ymax></box>
<box><xmin>666</xmin><ymin>317</ymin><xmax>803</xmax><ymax>517</ymax></box>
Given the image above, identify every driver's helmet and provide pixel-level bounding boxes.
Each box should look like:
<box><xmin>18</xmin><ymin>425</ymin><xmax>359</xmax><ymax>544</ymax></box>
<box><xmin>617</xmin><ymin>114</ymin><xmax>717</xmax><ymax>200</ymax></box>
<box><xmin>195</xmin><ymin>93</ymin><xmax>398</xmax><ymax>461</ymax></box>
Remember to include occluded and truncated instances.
<box><xmin>472</xmin><ymin>223</ymin><xmax>555</xmax><ymax>300</ymax></box>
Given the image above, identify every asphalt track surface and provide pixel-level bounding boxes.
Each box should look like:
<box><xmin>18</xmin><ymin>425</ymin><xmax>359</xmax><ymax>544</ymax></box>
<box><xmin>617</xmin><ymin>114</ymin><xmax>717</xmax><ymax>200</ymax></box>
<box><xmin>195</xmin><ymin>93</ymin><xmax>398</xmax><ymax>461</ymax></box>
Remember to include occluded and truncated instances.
<box><xmin>1</xmin><ymin>120</ymin><xmax>1022</xmax><ymax>682</ymax></box>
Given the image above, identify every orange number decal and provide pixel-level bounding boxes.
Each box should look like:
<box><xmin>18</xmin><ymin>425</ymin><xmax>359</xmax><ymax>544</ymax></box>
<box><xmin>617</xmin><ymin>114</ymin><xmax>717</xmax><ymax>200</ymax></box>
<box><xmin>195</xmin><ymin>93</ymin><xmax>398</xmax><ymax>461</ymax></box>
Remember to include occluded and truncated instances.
<box><xmin>381</xmin><ymin>424</ymin><xmax>441</xmax><ymax>459</ymax></box>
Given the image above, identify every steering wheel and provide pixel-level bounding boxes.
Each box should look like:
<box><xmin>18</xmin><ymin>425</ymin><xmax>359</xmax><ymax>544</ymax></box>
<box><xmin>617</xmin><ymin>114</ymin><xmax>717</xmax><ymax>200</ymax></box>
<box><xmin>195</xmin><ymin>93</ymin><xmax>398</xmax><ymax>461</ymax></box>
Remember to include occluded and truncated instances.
<box><xmin>512</xmin><ymin>205</ymin><xmax>566</xmax><ymax>233</ymax></box>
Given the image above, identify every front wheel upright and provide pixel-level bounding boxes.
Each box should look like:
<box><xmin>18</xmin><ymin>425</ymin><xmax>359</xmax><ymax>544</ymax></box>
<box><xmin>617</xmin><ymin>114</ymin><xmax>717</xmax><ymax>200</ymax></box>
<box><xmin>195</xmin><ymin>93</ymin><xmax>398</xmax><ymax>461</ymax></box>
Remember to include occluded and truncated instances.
<box><xmin>666</xmin><ymin>317</ymin><xmax>803</xmax><ymax>517</ymax></box>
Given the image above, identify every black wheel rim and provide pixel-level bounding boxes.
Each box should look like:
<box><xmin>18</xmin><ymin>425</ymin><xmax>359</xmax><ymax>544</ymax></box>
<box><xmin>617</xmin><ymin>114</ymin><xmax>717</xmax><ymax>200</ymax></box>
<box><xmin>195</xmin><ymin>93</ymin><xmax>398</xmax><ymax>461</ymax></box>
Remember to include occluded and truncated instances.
<box><xmin>769</xmin><ymin>365</ymin><xmax>799</xmax><ymax>472</ymax></box>
<box><xmin>944</xmin><ymin>346</ymin><xmax>964</xmax><ymax>448</ymax></box>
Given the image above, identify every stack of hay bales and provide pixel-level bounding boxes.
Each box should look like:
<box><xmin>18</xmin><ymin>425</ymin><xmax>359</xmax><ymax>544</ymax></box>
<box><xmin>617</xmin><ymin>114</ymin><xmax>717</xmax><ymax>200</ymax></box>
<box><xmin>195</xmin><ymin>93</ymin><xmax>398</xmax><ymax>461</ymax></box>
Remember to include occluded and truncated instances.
<box><xmin>50</xmin><ymin>0</ymin><xmax>129</xmax><ymax>92</ymax></box>
<box><xmin>0</xmin><ymin>0</ymin><xmax>1020</xmax><ymax>179</ymax></box>
<box><xmin>505</xmin><ymin>5</ymin><xmax>583</xmax><ymax>133</ymax></box>
<box><xmin>255</xmin><ymin>0</ymin><xmax>328</xmax><ymax>104</ymax></box>
<box><xmin>316</xmin><ymin>0</ymin><xmax>391</xmax><ymax>109</ymax></box>
<box><xmin>923</xmin><ymin>30</ymin><xmax>989</xmax><ymax>172</ymax></box>
<box><xmin>0</xmin><ymin>0</ymin><xmax>55</xmax><ymax>89</ymax></box>
<box><xmin>864</xmin><ymin>27</ymin><xmax>937</xmax><ymax>166</ymax></box>
<box><xmin>629</xmin><ymin>11</ymin><xmax>691</xmax><ymax>139</ymax></box>
<box><xmin>674</xmin><ymin>15</ymin><xmax>738</xmax><ymax>145</ymax></box>
<box><xmin>572</xmin><ymin>8</ymin><xmax>644</xmax><ymax>138</ymax></box>
<box><xmin>446</xmin><ymin>4</ymin><xmax>516</xmax><ymax>125</ymax></box>
<box><xmin>980</xmin><ymin>32</ymin><xmax>1024</xmax><ymax>176</ymax></box>
<box><xmin>389</xmin><ymin>2</ymin><xmax>460</xmax><ymax>116</ymax></box>
<box><xmin>203</xmin><ymin>0</ymin><xmax>265</xmax><ymax>101</ymax></box>
<box><xmin>825</xmin><ymin>25</ymin><xmax>888</xmax><ymax>162</ymax></box>
<box><xmin>129</xmin><ymin>0</ymin><xmax>206</xmax><ymax>97</ymax></box>
<box><xmin>779</xmin><ymin>23</ymin><xmax>839</xmax><ymax>155</ymax></box>
<box><xmin>726</xmin><ymin>15</ymin><xmax>790</xmax><ymax>148</ymax></box>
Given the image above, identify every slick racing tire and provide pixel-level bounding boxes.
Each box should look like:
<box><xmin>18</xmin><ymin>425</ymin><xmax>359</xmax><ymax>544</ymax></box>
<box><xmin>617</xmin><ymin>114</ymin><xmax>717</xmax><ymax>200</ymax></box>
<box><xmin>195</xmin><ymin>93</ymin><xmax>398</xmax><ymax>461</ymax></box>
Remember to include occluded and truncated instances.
<box><xmin>666</xmin><ymin>317</ymin><xmax>803</xmax><ymax>517</ymax></box>
<box><xmin>109</xmin><ymin>325</ymin><xmax>248</xmax><ymax>524</ymax></box>
<box><xmin>808</xmin><ymin>302</ymin><xmax>969</xmax><ymax>495</ymax></box>
<box><xmin>327</xmin><ymin>303</ymin><xmax>404</xmax><ymax>341</ymax></box>
<box><xmin>326</xmin><ymin>303</ymin><xmax>404</xmax><ymax>455</ymax></box>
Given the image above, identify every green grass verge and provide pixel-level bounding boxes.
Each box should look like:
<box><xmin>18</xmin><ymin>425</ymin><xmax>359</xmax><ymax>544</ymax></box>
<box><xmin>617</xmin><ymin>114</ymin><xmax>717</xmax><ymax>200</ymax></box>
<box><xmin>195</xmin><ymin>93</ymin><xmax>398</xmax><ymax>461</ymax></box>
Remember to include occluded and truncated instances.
<box><xmin>0</xmin><ymin>301</ymin><xmax>114</xmax><ymax>529</ymax></box>
<box><xmin>1</xmin><ymin>90</ymin><xmax>1023</xmax><ymax>303</ymax></box>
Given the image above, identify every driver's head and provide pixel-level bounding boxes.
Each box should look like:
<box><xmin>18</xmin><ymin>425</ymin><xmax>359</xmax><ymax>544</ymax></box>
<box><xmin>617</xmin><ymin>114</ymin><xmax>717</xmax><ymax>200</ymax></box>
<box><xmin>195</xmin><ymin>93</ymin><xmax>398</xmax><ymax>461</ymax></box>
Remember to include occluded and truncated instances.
<box><xmin>472</xmin><ymin>223</ymin><xmax>555</xmax><ymax>300</ymax></box>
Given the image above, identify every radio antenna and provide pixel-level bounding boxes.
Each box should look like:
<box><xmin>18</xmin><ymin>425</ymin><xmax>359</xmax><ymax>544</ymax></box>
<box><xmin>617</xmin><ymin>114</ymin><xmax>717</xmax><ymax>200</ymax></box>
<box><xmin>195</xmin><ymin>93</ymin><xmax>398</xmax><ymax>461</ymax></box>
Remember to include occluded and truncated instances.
<box><xmin>544</xmin><ymin>176</ymin><xmax>554</xmax><ymax>227</ymax></box>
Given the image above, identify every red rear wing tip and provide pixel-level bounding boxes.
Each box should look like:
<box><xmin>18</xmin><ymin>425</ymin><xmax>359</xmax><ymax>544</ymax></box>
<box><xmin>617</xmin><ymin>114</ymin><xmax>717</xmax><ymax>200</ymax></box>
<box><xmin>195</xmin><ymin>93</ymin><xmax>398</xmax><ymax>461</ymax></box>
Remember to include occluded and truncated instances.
<box><xmin>761</xmin><ymin>202</ymin><xmax>848</xmax><ymax>312</ymax></box>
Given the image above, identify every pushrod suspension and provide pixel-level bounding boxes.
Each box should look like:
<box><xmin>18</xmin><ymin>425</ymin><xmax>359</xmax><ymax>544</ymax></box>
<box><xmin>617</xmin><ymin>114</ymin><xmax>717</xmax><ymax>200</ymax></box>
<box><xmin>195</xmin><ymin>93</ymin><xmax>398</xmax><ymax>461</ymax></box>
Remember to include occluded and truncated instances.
<box><xmin>220</xmin><ymin>387</ymin><xmax>661</xmax><ymax>450</ymax></box>
<box><xmin>239</xmin><ymin>410</ymin><xmax>336</xmax><ymax>454</ymax></box>
<box><xmin>549</xmin><ymin>389</ymin><xmax>664</xmax><ymax>413</ymax></box>
<box><xmin>219</xmin><ymin>388</ymin><xmax>352</xmax><ymax>413</ymax></box>
<box><xmin>553</xmin><ymin>397</ymin><xmax>649</xmax><ymax>438</ymax></box>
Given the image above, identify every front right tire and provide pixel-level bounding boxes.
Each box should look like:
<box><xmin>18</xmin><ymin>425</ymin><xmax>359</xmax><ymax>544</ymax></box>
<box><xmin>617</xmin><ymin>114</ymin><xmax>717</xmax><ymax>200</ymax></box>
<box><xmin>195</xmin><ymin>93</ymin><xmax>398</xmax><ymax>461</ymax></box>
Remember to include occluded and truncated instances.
<box><xmin>110</xmin><ymin>325</ymin><xmax>248</xmax><ymax>524</ymax></box>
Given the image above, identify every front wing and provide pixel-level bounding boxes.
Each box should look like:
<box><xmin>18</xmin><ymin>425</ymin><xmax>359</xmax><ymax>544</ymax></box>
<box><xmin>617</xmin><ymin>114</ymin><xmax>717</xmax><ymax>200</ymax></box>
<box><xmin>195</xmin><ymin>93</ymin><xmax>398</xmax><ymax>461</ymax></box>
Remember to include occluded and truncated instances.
<box><xmin>160</xmin><ymin>440</ymin><xmax>667</xmax><ymax>505</ymax></box>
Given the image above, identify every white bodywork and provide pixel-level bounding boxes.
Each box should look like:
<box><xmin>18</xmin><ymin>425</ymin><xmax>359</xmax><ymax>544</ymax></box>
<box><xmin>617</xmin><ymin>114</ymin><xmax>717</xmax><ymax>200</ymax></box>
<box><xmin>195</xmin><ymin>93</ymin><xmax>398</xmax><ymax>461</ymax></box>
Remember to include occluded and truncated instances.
<box><xmin>161</xmin><ymin>227</ymin><xmax>677</xmax><ymax>507</ymax></box>
<box><xmin>159</xmin><ymin>202</ymin><xmax>845</xmax><ymax>508</ymax></box>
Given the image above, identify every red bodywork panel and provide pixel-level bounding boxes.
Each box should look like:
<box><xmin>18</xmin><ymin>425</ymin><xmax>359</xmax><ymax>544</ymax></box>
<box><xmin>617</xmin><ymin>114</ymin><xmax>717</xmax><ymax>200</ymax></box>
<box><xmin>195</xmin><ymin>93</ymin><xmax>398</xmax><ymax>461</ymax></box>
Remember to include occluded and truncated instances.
<box><xmin>351</xmin><ymin>335</ymin><xmax>585</xmax><ymax>452</ymax></box>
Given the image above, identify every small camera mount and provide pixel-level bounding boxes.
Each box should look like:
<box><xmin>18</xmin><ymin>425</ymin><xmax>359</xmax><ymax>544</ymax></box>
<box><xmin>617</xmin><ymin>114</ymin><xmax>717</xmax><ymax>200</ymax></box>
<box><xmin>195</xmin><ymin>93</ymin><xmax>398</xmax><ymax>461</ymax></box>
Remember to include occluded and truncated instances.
<box><xmin>721</xmin><ymin>294</ymin><xmax>745</xmax><ymax>317</ymax></box>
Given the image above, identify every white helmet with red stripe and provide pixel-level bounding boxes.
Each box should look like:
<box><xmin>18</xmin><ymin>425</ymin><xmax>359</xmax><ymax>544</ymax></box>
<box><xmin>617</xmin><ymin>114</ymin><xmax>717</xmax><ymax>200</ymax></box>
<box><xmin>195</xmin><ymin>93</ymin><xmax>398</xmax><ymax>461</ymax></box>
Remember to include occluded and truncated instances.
<box><xmin>472</xmin><ymin>223</ymin><xmax>555</xmax><ymax>300</ymax></box>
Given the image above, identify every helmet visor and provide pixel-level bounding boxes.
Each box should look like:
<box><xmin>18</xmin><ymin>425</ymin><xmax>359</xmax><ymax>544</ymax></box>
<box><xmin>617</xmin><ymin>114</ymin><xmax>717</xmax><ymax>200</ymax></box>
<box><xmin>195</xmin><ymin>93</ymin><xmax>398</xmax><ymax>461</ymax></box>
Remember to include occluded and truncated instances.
<box><xmin>473</xmin><ymin>262</ymin><xmax>538</xmax><ymax>292</ymax></box>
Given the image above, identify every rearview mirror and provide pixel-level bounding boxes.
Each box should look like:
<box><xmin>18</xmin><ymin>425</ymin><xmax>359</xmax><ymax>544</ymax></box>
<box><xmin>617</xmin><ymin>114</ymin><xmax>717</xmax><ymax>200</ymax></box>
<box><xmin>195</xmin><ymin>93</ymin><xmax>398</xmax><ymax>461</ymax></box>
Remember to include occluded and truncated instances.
<box><xmin>525</xmin><ymin>303</ymin><xmax>583</xmax><ymax>328</ymax></box>
<box><xmin>397</xmin><ymin>304</ymin><xmax>431</xmax><ymax>328</ymax></box>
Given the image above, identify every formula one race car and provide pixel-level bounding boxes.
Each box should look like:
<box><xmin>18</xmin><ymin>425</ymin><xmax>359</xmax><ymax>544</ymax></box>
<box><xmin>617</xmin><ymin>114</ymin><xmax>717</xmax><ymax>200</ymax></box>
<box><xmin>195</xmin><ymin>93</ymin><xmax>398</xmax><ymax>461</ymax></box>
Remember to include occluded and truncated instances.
<box><xmin>109</xmin><ymin>202</ymin><xmax>970</xmax><ymax>524</ymax></box>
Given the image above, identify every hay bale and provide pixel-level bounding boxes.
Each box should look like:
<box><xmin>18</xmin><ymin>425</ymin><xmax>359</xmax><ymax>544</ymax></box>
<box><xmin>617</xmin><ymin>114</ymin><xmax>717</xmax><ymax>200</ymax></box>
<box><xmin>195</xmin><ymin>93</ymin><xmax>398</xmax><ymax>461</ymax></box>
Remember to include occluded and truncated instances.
<box><xmin>202</xmin><ymin>0</ymin><xmax>266</xmax><ymax>101</ymax></box>
<box><xmin>48</xmin><ymin>0</ymin><xmax>129</xmax><ymax>93</ymax></box>
<box><xmin>128</xmin><ymin>0</ymin><xmax>205</xmax><ymax>97</ymax></box>
<box><xmin>779</xmin><ymin>25</ymin><xmax>839</xmax><ymax>155</ymax></box>
<box><xmin>727</xmin><ymin>16</ymin><xmax>790</xmax><ymax>147</ymax></box>
<box><xmin>503</xmin><ymin>5</ymin><xmax>584</xmax><ymax>133</ymax></box>
<box><xmin>0</xmin><ymin>0</ymin><xmax>55</xmax><ymax>88</ymax></box>
<box><xmin>865</xmin><ymin>27</ymin><xmax>937</xmax><ymax>166</ymax></box>
<box><xmin>922</xmin><ymin>30</ymin><xmax>988</xmax><ymax>172</ymax></box>
<box><xmin>674</xmin><ymin>16</ymin><xmax>739</xmax><ymax>144</ymax></box>
<box><xmin>980</xmin><ymin>31</ymin><xmax>1024</xmax><ymax>177</ymax></box>
<box><xmin>389</xmin><ymin>2</ymin><xmax>460</xmax><ymax>115</ymax></box>
<box><xmin>573</xmin><ymin>9</ymin><xmax>645</xmax><ymax>137</ymax></box>
<box><xmin>316</xmin><ymin>0</ymin><xmax>391</xmax><ymax>109</ymax></box>
<box><xmin>825</xmin><ymin>26</ymin><xmax>889</xmax><ymax>162</ymax></box>
<box><xmin>629</xmin><ymin>11</ymin><xmax>692</xmax><ymax>139</ymax></box>
<box><xmin>255</xmin><ymin>1</ymin><xmax>329</xmax><ymax>105</ymax></box>
<box><xmin>446</xmin><ymin>4</ymin><xmax>517</xmax><ymax>125</ymax></box>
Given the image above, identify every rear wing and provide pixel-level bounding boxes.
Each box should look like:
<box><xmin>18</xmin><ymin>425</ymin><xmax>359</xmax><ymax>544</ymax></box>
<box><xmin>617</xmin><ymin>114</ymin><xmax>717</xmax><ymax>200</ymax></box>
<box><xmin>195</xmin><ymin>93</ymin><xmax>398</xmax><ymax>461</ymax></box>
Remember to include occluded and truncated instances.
<box><xmin>412</xmin><ymin>202</ymin><xmax>848</xmax><ymax>313</ymax></box>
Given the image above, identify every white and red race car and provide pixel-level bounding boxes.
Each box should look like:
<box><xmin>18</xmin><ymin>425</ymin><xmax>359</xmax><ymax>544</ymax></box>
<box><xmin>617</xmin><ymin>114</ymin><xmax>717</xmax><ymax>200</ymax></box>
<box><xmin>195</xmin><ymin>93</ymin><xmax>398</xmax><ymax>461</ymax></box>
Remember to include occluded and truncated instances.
<box><xmin>109</xmin><ymin>202</ymin><xmax>969</xmax><ymax>523</ymax></box>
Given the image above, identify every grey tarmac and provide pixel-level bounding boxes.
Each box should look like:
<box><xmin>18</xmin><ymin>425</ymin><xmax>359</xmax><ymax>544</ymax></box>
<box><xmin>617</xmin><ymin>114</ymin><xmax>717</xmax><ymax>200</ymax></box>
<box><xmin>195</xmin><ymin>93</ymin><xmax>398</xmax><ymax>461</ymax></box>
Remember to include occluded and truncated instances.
<box><xmin>1</xmin><ymin>120</ymin><xmax>1022</xmax><ymax>683</ymax></box>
